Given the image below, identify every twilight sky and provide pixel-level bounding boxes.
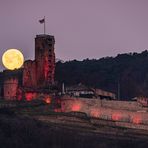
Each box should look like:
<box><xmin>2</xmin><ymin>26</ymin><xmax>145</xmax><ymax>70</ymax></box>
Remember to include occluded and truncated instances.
<box><xmin>0</xmin><ymin>0</ymin><xmax>148</xmax><ymax>70</ymax></box>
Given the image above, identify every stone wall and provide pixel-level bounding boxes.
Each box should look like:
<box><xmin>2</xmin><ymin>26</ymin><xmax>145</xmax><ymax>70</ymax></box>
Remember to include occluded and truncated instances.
<box><xmin>23</xmin><ymin>60</ymin><xmax>37</xmax><ymax>87</ymax></box>
<box><xmin>101</xmin><ymin>100</ymin><xmax>143</xmax><ymax>111</ymax></box>
<box><xmin>61</xmin><ymin>96</ymin><xmax>148</xmax><ymax>126</ymax></box>
<box><xmin>35</xmin><ymin>35</ymin><xmax>55</xmax><ymax>88</ymax></box>
<box><xmin>2</xmin><ymin>69</ymin><xmax>22</xmax><ymax>100</ymax></box>
<box><xmin>4</xmin><ymin>78</ymin><xmax>18</xmax><ymax>100</ymax></box>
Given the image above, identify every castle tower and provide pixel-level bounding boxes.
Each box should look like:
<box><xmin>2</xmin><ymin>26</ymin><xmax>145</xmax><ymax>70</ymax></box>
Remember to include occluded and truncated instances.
<box><xmin>35</xmin><ymin>34</ymin><xmax>55</xmax><ymax>88</ymax></box>
<box><xmin>3</xmin><ymin>69</ymin><xmax>22</xmax><ymax>100</ymax></box>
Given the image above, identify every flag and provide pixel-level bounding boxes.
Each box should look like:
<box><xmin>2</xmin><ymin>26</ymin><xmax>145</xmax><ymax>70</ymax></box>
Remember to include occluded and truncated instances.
<box><xmin>39</xmin><ymin>18</ymin><xmax>45</xmax><ymax>24</ymax></box>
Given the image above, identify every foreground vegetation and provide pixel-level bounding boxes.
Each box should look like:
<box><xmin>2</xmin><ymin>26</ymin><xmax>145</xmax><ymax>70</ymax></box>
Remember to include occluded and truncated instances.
<box><xmin>0</xmin><ymin>108</ymin><xmax>148</xmax><ymax>148</ymax></box>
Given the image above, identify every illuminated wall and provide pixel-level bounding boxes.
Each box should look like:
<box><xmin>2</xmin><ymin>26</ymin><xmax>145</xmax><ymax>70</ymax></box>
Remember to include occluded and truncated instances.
<box><xmin>61</xmin><ymin>96</ymin><xmax>148</xmax><ymax>126</ymax></box>
<box><xmin>23</xmin><ymin>34</ymin><xmax>55</xmax><ymax>89</ymax></box>
<box><xmin>23</xmin><ymin>60</ymin><xmax>37</xmax><ymax>87</ymax></box>
<box><xmin>2</xmin><ymin>34</ymin><xmax>56</xmax><ymax>101</ymax></box>
<box><xmin>35</xmin><ymin>35</ymin><xmax>55</xmax><ymax>88</ymax></box>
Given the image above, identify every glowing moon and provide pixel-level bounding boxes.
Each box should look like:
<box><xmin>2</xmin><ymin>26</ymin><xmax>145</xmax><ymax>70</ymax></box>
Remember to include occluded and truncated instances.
<box><xmin>2</xmin><ymin>49</ymin><xmax>24</xmax><ymax>70</ymax></box>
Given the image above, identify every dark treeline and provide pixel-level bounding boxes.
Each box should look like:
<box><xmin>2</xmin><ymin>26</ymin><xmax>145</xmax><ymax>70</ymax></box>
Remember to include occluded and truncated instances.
<box><xmin>55</xmin><ymin>50</ymin><xmax>148</xmax><ymax>100</ymax></box>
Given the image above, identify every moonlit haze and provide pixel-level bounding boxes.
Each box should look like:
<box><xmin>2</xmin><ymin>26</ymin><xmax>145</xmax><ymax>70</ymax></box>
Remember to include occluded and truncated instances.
<box><xmin>0</xmin><ymin>0</ymin><xmax>148</xmax><ymax>70</ymax></box>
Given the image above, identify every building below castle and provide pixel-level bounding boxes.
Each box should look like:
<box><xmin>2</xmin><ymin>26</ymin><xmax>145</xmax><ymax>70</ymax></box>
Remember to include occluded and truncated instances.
<box><xmin>0</xmin><ymin>34</ymin><xmax>55</xmax><ymax>101</ymax></box>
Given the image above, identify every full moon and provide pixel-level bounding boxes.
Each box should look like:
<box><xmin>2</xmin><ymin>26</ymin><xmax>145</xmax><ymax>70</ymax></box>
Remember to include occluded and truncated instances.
<box><xmin>2</xmin><ymin>49</ymin><xmax>24</xmax><ymax>70</ymax></box>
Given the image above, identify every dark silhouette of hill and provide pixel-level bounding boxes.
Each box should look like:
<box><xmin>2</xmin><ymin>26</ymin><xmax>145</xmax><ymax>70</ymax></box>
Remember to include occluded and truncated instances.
<box><xmin>55</xmin><ymin>50</ymin><xmax>148</xmax><ymax>100</ymax></box>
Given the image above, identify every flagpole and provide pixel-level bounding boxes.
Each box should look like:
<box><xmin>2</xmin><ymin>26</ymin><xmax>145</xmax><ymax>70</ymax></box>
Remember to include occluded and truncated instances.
<box><xmin>44</xmin><ymin>16</ymin><xmax>46</xmax><ymax>34</ymax></box>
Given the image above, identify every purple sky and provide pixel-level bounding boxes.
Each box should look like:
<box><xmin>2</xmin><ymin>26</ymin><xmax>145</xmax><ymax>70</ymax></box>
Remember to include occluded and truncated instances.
<box><xmin>1</xmin><ymin>0</ymin><xmax>148</xmax><ymax>70</ymax></box>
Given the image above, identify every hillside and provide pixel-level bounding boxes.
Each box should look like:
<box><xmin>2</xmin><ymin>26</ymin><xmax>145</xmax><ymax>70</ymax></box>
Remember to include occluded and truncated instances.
<box><xmin>0</xmin><ymin>108</ymin><xmax>148</xmax><ymax>148</ymax></box>
<box><xmin>55</xmin><ymin>50</ymin><xmax>148</xmax><ymax>100</ymax></box>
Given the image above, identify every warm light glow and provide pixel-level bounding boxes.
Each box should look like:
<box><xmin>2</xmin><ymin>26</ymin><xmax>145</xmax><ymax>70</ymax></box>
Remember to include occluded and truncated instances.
<box><xmin>44</xmin><ymin>97</ymin><xmax>51</xmax><ymax>104</ymax></box>
<box><xmin>132</xmin><ymin>116</ymin><xmax>142</xmax><ymax>124</ymax></box>
<box><xmin>71</xmin><ymin>103</ymin><xmax>81</xmax><ymax>111</ymax></box>
<box><xmin>25</xmin><ymin>92</ymin><xmax>36</xmax><ymax>101</ymax></box>
<box><xmin>90</xmin><ymin>109</ymin><xmax>100</xmax><ymax>118</ymax></box>
<box><xmin>112</xmin><ymin>113</ymin><xmax>122</xmax><ymax>121</ymax></box>
<box><xmin>54</xmin><ymin>108</ymin><xmax>61</xmax><ymax>112</ymax></box>
<box><xmin>2</xmin><ymin>49</ymin><xmax>24</xmax><ymax>70</ymax></box>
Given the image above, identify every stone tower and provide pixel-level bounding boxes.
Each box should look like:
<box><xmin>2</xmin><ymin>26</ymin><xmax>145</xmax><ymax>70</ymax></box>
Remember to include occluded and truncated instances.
<box><xmin>35</xmin><ymin>34</ymin><xmax>55</xmax><ymax>88</ymax></box>
<box><xmin>3</xmin><ymin>69</ymin><xmax>22</xmax><ymax>100</ymax></box>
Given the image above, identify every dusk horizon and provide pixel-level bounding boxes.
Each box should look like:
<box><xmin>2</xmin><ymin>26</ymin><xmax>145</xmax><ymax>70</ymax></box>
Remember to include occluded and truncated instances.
<box><xmin>1</xmin><ymin>0</ymin><xmax>148</xmax><ymax>70</ymax></box>
<box><xmin>1</xmin><ymin>1</ymin><xmax>148</xmax><ymax>147</ymax></box>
